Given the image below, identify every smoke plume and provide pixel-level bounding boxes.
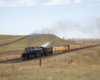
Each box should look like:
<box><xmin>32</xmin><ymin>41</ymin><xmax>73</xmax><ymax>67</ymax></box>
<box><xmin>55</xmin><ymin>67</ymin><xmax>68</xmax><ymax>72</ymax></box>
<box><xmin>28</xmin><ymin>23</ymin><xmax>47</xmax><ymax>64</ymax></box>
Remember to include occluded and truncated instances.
<box><xmin>34</xmin><ymin>18</ymin><xmax>100</xmax><ymax>39</ymax></box>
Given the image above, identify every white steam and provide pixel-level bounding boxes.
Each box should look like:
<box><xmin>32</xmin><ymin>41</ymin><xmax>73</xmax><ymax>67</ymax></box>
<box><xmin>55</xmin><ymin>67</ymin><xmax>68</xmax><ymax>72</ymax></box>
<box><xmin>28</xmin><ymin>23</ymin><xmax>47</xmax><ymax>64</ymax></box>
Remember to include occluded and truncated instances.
<box><xmin>35</xmin><ymin>18</ymin><xmax>100</xmax><ymax>39</ymax></box>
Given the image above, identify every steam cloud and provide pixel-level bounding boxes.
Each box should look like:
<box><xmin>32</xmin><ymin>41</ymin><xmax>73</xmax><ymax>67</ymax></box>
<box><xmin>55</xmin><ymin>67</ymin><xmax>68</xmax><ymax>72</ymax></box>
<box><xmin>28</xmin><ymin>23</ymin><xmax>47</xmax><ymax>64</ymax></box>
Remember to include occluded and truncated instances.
<box><xmin>27</xmin><ymin>18</ymin><xmax>100</xmax><ymax>46</ymax></box>
<box><xmin>35</xmin><ymin>18</ymin><xmax>100</xmax><ymax>39</ymax></box>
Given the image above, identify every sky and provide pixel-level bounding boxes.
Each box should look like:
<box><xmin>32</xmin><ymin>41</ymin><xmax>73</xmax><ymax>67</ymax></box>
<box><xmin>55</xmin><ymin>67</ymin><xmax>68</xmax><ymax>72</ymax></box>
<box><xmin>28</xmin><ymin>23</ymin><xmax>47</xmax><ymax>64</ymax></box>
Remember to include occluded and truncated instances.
<box><xmin>0</xmin><ymin>0</ymin><xmax>100</xmax><ymax>38</ymax></box>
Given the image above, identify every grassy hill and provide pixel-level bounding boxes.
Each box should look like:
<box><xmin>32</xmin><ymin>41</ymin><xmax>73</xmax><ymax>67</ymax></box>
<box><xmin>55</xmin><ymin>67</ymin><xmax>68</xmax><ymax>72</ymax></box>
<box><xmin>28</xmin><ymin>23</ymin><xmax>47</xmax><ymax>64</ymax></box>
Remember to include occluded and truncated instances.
<box><xmin>0</xmin><ymin>34</ymin><xmax>73</xmax><ymax>51</ymax></box>
<box><xmin>0</xmin><ymin>34</ymin><xmax>73</xmax><ymax>61</ymax></box>
<box><xmin>0</xmin><ymin>35</ymin><xmax>25</xmax><ymax>45</ymax></box>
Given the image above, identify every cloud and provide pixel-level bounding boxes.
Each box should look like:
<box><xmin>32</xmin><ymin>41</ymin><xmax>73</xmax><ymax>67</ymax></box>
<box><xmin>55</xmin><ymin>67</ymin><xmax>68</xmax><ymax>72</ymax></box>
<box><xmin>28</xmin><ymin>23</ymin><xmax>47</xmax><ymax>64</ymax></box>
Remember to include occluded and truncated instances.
<box><xmin>0</xmin><ymin>0</ymin><xmax>37</xmax><ymax>7</ymax></box>
<box><xmin>86</xmin><ymin>0</ymin><xmax>100</xmax><ymax>6</ymax></box>
<box><xmin>88</xmin><ymin>3</ymin><xmax>100</xmax><ymax>6</ymax></box>
<box><xmin>45</xmin><ymin>0</ymin><xmax>69</xmax><ymax>6</ymax></box>
<box><xmin>74</xmin><ymin>0</ymin><xmax>82</xmax><ymax>3</ymax></box>
<box><xmin>45</xmin><ymin>0</ymin><xmax>82</xmax><ymax>6</ymax></box>
<box><xmin>96</xmin><ymin>17</ymin><xmax>100</xmax><ymax>20</ymax></box>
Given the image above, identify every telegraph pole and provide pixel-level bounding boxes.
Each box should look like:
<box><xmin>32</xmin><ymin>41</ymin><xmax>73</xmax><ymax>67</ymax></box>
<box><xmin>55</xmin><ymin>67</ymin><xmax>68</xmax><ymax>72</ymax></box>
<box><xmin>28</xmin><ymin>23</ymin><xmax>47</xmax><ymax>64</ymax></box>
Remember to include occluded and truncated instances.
<box><xmin>84</xmin><ymin>39</ymin><xmax>85</xmax><ymax>43</ymax></box>
<box><xmin>73</xmin><ymin>38</ymin><xmax>74</xmax><ymax>44</ymax></box>
<box><xmin>49</xmin><ymin>33</ymin><xmax>51</xmax><ymax>46</ymax></box>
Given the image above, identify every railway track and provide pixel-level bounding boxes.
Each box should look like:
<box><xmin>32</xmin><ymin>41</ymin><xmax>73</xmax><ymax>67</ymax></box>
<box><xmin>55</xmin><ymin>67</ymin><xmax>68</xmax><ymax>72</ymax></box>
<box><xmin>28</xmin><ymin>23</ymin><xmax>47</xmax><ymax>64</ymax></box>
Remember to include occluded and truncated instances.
<box><xmin>0</xmin><ymin>45</ymin><xmax>99</xmax><ymax>64</ymax></box>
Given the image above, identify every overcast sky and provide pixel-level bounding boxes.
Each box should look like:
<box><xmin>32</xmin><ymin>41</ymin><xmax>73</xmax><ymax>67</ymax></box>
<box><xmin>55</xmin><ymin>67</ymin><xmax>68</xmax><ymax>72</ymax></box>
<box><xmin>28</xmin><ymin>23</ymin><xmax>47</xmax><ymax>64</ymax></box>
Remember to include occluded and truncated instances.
<box><xmin>0</xmin><ymin>0</ymin><xmax>100</xmax><ymax>38</ymax></box>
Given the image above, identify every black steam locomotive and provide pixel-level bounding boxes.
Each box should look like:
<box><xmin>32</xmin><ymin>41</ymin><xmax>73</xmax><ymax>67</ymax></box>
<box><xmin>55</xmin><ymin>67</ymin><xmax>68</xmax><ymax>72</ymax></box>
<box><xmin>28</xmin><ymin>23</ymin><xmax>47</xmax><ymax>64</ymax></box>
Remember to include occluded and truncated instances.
<box><xmin>21</xmin><ymin>47</ymin><xmax>53</xmax><ymax>59</ymax></box>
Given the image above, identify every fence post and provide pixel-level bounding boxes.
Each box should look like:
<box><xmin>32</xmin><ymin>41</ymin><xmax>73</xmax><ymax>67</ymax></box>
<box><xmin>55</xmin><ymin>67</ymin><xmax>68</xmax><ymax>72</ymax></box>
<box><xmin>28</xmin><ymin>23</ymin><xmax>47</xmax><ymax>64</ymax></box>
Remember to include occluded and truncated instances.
<box><xmin>12</xmin><ymin>60</ymin><xmax>14</xmax><ymax>71</ymax></box>
<box><xmin>40</xmin><ymin>59</ymin><xmax>41</xmax><ymax>67</ymax></box>
<box><xmin>70</xmin><ymin>60</ymin><xmax>72</xmax><ymax>64</ymax></box>
<box><xmin>68</xmin><ymin>61</ymin><xmax>70</xmax><ymax>64</ymax></box>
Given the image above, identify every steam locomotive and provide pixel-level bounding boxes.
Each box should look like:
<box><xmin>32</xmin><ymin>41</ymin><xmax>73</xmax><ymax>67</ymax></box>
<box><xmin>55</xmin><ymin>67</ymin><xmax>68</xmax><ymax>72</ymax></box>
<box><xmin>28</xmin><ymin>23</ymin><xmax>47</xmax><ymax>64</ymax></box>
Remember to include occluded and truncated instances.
<box><xmin>21</xmin><ymin>42</ymin><xmax>97</xmax><ymax>59</ymax></box>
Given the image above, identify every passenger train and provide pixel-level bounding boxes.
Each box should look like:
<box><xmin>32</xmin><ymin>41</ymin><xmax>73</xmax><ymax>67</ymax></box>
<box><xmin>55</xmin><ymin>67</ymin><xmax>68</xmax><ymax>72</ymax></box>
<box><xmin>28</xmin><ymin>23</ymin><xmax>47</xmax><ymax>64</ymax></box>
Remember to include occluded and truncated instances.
<box><xmin>21</xmin><ymin>42</ymin><xmax>97</xmax><ymax>59</ymax></box>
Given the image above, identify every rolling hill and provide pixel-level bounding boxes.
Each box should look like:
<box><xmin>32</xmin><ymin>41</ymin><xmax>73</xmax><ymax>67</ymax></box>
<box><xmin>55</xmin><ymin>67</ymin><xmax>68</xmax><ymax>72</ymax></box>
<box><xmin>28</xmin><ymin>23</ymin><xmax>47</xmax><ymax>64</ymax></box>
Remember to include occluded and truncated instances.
<box><xmin>0</xmin><ymin>34</ymin><xmax>74</xmax><ymax>61</ymax></box>
<box><xmin>0</xmin><ymin>34</ymin><xmax>73</xmax><ymax>52</ymax></box>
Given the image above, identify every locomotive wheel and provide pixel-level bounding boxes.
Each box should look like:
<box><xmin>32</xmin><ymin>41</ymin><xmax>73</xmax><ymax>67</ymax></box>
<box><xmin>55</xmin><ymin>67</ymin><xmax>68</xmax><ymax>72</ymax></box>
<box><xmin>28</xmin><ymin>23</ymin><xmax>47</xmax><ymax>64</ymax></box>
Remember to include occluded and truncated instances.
<box><xmin>39</xmin><ymin>53</ymin><xmax>41</xmax><ymax>57</ymax></box>
<box><xmin>40</xmin><ymin>53</ymin><xmax>43</xmax><ymax>56</ymax></box>
<box><xmin>23</xmin><ymin>56</ymin><xmax>28</xmax><ymax>60</ymax></box>
<box><xmin>41</xmin><ymin>53</ymin><xmax>45</xmax><ymax>57</ymax></box>
<box><xmin>35</xmin><ymin>54</ymin><xmax>37</xmax><ymax>58</ymax></box>
<box><xmin>41</xmin><ymin>54</ymin><xmax>43</xmax><ymax>57</ymax></box>
<box><xmin>28</xmin><ymin>55</ymin><xmax>32</xmax><ymax>59</ymax></box>
<box><xmin>31</xmin><ymin>54</ymin><xmax>35</xmax><ymax>58</ymax></box>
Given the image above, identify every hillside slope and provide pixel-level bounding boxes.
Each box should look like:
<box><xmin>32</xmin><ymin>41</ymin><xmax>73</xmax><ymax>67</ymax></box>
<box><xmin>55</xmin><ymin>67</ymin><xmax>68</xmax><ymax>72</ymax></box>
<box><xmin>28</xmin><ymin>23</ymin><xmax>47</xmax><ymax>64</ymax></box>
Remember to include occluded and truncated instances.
<box><xmin>0</xmin><ymin>34</ymin><xmax>74</xmax><ymax>61</ymax></box>
<box><xmin>0</xmin><ymin>34</ymin><xmax>73</xmax><ymax>52</ymax></box>
<box><xmin>0</xmin><ymin>35</ymin><xmax>28</xmax><ymax>47</ymax></box>
<box><xmin>0</xmin><ymin>35</ymin><xmax>25</xmax><ymax>45</ymax></box>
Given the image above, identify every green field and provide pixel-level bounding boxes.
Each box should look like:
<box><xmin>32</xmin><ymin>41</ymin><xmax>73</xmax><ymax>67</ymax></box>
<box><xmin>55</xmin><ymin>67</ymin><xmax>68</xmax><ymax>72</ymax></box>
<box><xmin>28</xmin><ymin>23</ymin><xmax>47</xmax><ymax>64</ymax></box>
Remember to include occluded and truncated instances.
<box><xmin>0</xmin><ymin>45</ymin><xmax>100</xmax><ymax>80</ymax></box>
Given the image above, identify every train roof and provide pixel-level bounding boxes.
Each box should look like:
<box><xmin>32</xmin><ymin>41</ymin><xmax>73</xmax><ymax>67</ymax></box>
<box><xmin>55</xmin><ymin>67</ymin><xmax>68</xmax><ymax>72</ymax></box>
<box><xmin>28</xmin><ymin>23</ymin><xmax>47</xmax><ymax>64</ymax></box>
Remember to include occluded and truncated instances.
<box><xmin>41</xmin><ymin>46</ymin><xmax>53</xmax><ymax>48</ymax></box>
<box><xmin>51</xmin><ymin>45</ymin><xmax>66</xmax><ymax>47</ymax></box>
<box><xmin>68</xmin><ymin>45</ymin><xmax>76</xmax><ymax>46</ymax></box>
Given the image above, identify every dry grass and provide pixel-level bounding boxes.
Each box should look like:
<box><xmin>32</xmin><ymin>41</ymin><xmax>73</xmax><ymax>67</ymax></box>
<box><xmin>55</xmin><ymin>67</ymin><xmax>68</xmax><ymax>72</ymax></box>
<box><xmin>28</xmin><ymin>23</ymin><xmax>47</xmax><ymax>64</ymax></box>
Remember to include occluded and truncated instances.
<box><xmin>0</xmin><ymin>50</ymin><xmax>23</xmax><ymax>61</ymax></box>
<box><xmin>0</xmin><ymin>46</ymin><xmax>100</xmax><ymax>80</ymax></box>
<box><xmin>0</xmin><ymin>55</ymin><xmax>21</xmax><ymax>60</ymax></box>
<box><xmin>0</xmin><ymin>35</ymin><xmax>100</xmax><ymax>80</ymax></box>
